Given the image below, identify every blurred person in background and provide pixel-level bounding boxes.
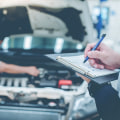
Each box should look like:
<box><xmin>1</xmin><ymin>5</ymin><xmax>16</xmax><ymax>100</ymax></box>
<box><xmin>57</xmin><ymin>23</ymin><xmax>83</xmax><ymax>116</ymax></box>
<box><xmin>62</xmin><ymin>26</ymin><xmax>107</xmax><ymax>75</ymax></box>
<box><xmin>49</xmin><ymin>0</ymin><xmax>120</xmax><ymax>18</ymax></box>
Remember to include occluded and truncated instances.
<box><xmin>0</xmin><ymin>39</ymin><xmax>39</xmax><ymax>76</ymax></box>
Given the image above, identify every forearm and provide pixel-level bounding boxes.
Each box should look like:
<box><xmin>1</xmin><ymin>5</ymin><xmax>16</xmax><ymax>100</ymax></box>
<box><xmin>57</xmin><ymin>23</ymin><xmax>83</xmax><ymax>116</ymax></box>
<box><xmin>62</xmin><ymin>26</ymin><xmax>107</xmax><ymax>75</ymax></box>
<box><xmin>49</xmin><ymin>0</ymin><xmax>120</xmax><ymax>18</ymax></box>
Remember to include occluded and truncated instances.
<box><xmin>0</xmin><ymin>62</ymin><xmax>39</xmax><ymax>76</ymax></box>
<box><xmin>2</xmin><ymin>63</ymin><xmax>28</xmax><ymax>74</ymax></box>
<box><xmin>93</xmin><ymin>84</ymin><xmax>120</xmax><ymax>120</ymax></box>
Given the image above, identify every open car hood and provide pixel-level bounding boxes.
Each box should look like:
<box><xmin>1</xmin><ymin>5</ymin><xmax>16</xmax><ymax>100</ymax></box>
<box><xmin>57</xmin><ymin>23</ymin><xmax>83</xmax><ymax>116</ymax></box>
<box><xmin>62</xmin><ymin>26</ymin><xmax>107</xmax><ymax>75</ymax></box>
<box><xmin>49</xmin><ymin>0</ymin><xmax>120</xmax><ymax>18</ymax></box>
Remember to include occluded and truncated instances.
<box><xmin>0</xmin><ymin>0</ymin><xmax>94</xmax><ymax>45</ymax></box>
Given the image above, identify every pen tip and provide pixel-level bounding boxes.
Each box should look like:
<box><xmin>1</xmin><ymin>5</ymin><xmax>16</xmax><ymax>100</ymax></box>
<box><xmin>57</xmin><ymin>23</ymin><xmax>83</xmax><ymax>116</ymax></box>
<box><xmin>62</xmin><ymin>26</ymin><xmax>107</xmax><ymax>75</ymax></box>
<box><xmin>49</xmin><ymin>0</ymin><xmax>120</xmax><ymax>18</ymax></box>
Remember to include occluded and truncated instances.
<box><xmin>83</xmin><ymin>60</ymin><xmax>86</xmax><ymax>63</ymax></box>
<box><xmin>102</xmin><ymin>34</ymin><xmax>106</xmax><ymax>37</ymax></box>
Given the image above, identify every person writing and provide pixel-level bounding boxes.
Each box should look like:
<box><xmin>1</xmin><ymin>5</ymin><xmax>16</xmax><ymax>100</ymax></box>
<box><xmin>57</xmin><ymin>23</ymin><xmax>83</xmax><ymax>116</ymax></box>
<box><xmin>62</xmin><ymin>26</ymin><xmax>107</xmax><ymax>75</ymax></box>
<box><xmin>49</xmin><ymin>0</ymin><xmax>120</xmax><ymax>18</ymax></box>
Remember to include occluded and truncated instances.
<box><xmin>79</xmin><ymin>43</ymin><xmax>120</xmax><ymax>120</ymax></box>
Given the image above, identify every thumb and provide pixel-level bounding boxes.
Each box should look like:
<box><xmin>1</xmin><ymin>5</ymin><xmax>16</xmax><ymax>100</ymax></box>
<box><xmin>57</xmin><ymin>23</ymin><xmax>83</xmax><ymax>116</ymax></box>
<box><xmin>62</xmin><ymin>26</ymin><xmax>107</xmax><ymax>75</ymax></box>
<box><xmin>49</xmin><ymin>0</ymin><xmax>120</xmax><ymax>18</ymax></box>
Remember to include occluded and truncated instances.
<box><xmin>87</xmin><ymin>51</ymin><xmax>103</xmax><ymax>59</ymax></box>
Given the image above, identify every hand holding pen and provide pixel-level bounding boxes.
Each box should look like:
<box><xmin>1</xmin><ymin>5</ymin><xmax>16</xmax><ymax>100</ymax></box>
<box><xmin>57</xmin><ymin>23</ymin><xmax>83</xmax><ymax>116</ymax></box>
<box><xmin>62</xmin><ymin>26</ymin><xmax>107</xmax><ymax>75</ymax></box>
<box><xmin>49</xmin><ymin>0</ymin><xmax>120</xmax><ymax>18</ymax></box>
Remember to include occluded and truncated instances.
<box><xmin>83</xmin><ymin>34</ymin><xmax>106</xmax><ymax>63</ymax></box>
<box><xmin>84</xmin><ymin>34</ymin><xmax>120</xmax><ymax>70</ymax></box>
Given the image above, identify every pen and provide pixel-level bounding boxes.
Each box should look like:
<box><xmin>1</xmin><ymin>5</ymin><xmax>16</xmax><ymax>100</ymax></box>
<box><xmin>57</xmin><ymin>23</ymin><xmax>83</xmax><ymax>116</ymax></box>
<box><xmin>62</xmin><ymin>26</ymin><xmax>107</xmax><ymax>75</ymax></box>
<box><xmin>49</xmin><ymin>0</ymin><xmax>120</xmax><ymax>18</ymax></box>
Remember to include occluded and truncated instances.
<box><xmin>83</xmin><ymin>34</ymin><xmax>106</xmax><ymax>63</ymax></box>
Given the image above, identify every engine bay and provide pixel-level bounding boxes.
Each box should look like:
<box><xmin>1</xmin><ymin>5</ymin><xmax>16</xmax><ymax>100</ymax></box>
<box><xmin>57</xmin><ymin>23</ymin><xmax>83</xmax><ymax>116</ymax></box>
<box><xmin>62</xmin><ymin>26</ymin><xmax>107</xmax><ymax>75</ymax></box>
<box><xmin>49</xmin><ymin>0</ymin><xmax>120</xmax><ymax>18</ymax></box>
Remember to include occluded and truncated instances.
<box><xmin>0</xmin><ymin>68</ymin><xmax>85</xmax><ymax>112</ymax></box>
<box><xmin>0</xmin><ymin>0</ymin><xmax>98</xmax><ymax>119</ymax></box>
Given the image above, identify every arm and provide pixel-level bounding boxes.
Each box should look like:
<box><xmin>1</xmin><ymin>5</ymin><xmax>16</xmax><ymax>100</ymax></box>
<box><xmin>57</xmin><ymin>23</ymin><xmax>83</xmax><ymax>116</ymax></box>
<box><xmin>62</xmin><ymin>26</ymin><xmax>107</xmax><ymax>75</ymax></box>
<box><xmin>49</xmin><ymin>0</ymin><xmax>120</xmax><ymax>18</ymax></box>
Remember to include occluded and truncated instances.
<box><xmin>77</xmin><ymin>73</ymin><xmax>120</xmax><ymax>120</ymax></box>
<box><xmin>0</xmin><ymin>61</ymin><xmax>39</xmax><ymax>76</ymax></box>
<box><xmin>79</xmin><ymin>43</ymin><xmax>120</xmax><ymax>119</ymax></box>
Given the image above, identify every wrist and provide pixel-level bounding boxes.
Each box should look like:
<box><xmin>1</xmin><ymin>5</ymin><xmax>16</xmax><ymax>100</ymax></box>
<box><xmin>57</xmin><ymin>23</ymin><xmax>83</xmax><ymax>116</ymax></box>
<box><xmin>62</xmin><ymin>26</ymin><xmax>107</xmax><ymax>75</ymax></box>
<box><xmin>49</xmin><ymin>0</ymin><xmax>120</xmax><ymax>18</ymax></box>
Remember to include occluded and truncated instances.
<box><xmin>24</xmin><ymin>67</ymin><xmax>29</xmax><ymax>74</ymax></box>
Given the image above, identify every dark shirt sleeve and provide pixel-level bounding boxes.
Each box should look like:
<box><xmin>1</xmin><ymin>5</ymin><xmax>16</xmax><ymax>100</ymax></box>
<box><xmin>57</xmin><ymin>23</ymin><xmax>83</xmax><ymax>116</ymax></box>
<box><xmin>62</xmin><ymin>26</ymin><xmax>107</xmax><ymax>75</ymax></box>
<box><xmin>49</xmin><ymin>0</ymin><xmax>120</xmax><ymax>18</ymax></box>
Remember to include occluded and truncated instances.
<box><xmin>93</xmin><ymin>84</ymin><xmax>120</xmax><ymax>120</ymax></box>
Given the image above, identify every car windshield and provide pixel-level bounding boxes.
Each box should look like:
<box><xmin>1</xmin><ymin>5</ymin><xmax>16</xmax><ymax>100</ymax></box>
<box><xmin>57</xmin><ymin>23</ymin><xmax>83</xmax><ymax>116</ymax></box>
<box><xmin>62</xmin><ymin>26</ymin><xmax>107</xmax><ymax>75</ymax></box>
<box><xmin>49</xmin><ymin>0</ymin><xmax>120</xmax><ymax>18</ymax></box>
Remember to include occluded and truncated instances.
<box><xmin>0</xmin><ymin>36</ymin><xmax>83</xmax><ymax>53</ymax></box>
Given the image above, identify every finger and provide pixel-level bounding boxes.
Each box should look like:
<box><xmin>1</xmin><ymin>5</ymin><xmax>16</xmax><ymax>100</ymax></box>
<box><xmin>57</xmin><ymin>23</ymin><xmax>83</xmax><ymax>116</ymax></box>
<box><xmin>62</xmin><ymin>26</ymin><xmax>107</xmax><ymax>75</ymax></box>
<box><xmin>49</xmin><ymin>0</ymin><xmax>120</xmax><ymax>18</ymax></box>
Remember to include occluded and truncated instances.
<box><xmin>84</xmin><ymin>43</ymin><xmax>96</xmax><ymax>57</ymax></box>
<box><xmin>34</xmin><ymin>73</ymin><xmax>38</xmax><ymax>76</ymax></box>
<box><xmin>104</xmin><ymin>65</ymin><xmax>116</xmax><ymax>70</ymax></box>
<box><xmin>96</xmin><ymin>64</ymin><xmax>104</xmax><ymax>69</ymax></box>
<box><xmin>36</xmin><ymin>70</ymin><xmax>39</xmax><ymax>73</ymax></box>
<box><xmin>88</xmin><ymin>59</ymin><xmax>104</xmax><ymax>69</ymax></box>
<box><xmin>87</xmin><ymin>51</ymin><xmax>103</xmax><ymax>60</ymax></box>
<box><xmin>88</xmin><ymin>59</ymin><xmax>97</xmax><ymax>67</ymax></box>
<box><xmin>88</xmin><ymin>59</ymin><xmax>95</xmax><ymax>65</ymax></box>
<box><xmin>84</xmin><ymin>43</ymin><xmax>103</xmax><ymax>58</ymax></box>
<box><xmin>92</xmin><ymin>63</ymin><xmax>104</xmax><ymax>69</ymax></box>
<box><xmin>37</xmin><ymin>70</ymin><xmax>40</xmax><ymax>75</ymax></box>
<box><xmin>34</xmin><ymin>72</ymin><xmax>39</xmax><ymax>76</ymax></box>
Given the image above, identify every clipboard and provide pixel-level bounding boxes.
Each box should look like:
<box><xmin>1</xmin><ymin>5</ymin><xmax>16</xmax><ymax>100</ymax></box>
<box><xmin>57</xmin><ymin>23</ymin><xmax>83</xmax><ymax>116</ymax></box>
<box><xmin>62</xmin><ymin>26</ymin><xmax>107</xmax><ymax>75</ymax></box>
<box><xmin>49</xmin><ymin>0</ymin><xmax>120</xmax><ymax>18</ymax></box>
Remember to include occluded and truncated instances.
<box><xmin>46</xmin><ymin>53</ymin><xmax>119</xmax><ymax>84</ymax></box>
